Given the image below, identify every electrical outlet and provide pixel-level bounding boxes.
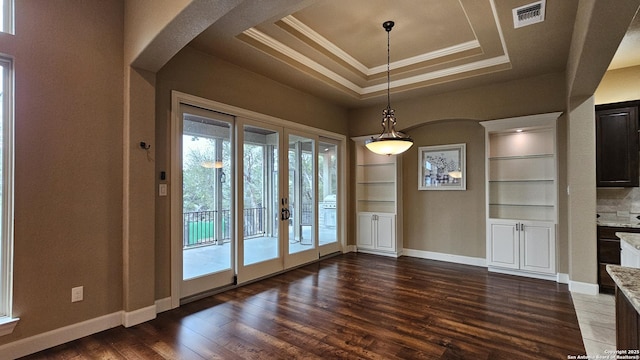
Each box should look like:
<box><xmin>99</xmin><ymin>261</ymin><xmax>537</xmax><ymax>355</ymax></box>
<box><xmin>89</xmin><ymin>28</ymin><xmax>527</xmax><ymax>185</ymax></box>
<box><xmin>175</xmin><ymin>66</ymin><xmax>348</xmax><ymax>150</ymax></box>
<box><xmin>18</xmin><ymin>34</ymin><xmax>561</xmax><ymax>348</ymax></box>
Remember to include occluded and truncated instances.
<box><xmin>71</xmin><ymin>286</ymin><xmax>83</xmax><ymax>302</ymax></box>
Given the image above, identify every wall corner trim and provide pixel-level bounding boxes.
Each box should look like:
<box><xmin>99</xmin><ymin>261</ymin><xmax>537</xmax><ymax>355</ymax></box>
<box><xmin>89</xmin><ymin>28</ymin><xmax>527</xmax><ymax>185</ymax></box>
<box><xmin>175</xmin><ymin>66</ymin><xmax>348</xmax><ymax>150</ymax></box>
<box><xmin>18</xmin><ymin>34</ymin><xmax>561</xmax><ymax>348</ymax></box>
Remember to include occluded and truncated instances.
<box><xmin>556</xmin><ymin>272</ymin><xmax>570</xmax><ymax>284</ymax></box>
<box><xmin>344</xmin><ymin>245</ymin><xmax>358</xmax><ymax>253</ymax></box>
<box><xmin>155</xmin><ymin>297</ymin><xmax>173</xmax><ymax>313</ymax></box>
<box><xmin>122</xmin><ymin>305</ymin><xmax>156</xmax><ymax>328</ymax></box>
<box><xmin>568</xmin><ymin>280</ymin><xmax>599</xmax><ymax>295</ymax></box>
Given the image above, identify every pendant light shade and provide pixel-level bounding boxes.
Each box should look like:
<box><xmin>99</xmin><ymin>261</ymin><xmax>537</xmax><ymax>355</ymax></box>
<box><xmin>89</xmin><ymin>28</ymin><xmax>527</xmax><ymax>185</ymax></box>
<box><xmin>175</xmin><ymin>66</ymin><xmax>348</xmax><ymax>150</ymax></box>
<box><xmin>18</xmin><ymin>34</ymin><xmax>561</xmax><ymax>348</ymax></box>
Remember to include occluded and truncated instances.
<box><xmin>365</xmin><ymin>20</ymin><xmax>413</xmax><ymax>156</ymax></box>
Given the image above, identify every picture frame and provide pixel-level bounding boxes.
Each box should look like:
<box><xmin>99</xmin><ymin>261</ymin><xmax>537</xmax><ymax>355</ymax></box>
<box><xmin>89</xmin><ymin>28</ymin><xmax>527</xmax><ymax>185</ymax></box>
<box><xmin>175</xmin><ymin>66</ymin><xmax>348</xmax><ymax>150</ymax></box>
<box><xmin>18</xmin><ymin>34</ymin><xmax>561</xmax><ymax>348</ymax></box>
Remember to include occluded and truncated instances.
<box><xmin>418</xmin><ymin>143</ymin><xmax>466</xmax><ymax>190</ymax></box>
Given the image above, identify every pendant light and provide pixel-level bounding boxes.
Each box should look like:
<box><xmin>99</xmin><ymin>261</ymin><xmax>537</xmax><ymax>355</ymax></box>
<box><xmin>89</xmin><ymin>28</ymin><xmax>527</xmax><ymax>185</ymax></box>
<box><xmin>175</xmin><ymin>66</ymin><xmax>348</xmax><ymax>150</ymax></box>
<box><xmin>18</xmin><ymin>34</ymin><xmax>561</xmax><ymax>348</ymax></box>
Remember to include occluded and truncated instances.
<box><xmin>365</xmin><ymin>20</ymin><xmax>413</xmax><ymax>156</ymax></box>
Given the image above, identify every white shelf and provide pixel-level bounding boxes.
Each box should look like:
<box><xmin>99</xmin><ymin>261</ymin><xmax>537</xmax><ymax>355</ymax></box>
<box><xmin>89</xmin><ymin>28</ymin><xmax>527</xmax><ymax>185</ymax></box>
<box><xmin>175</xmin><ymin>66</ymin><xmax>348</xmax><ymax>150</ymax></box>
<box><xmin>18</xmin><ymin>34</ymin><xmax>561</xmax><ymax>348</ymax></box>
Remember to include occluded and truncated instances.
<box><xmin>356</xmin><ymin>163</ymin><xmax>394</xmax><ymax>167</ymax></box>
<box><xmin>488</xmin><ymin>128</ymin><xmax>554</xmax><ymax>158</ymax></box>
<box><xmin>489</xmin><ymin>181</ymin><xmax>555</xmax><ymax>207</ymax></box>
<box><xmin>489</xmin><ymin>205</ymin><xmax>556</xmax><ymax>222</ymax></box>
<box><xmin>357</xmin><ymin>181</ymin><xmax>395</xmax><ymax>184</ymax></box>
<box><xmin>356</xmin><ymin>164</ymin><xmax>395</xmax><ymax>183</ymax></box>
<box><xmin>488</xmin><ymin>154</ymin><xmax>553</xmax><ymax>160</ymax></box>
<box><xmin>352</xmin><ymin>135</ymin><xmax>403</xmax><ymax>256</ymax></box>
<box><xmin>483</xmin><ymin>118</ymin><xmax>557</xmax><ymax>222</ymax></box>
<box><xmin>489</xmin><ymin>156</ymin><xmax>554</xmax><ymax>182</ymax></box>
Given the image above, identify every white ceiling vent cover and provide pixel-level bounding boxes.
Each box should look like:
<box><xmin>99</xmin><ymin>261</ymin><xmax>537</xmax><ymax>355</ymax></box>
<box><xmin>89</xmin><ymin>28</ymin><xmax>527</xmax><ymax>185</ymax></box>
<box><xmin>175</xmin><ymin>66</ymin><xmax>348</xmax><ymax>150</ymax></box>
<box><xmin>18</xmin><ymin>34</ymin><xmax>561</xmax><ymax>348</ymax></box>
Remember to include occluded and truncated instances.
<box><xmin>513</xmin><ymin>0</ymin><xmax>546</xmax><ymax>28</ymax></box>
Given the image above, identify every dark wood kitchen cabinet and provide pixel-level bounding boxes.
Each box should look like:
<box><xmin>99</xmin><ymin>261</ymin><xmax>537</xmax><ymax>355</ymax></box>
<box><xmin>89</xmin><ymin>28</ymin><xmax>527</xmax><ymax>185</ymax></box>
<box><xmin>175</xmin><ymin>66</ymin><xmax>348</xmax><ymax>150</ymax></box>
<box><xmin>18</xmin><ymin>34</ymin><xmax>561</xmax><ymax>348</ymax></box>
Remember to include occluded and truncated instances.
<box><xmin>598</xmin><ymin>226</ymin><xmax>640</xmax><ymax>293</ymax></box>
<box><xmin>616</xmin><ymin>286</ymin><xmax>640</xmax><ymax>351</ymax></box>
<box><xmin>596</xmin><ymin>101</ymin><xmax>639</xmax><ymax>187</ymax></box>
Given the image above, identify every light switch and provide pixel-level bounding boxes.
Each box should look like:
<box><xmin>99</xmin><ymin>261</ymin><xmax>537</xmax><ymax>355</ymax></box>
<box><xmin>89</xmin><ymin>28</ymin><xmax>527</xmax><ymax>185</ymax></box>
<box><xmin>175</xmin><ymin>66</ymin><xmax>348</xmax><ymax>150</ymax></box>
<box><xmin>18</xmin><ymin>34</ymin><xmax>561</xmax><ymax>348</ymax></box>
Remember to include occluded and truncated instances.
<box><xmin>159</xmin><ymin>184</ymin><xmax>167</xmax><ymax>196</ymax></box>
<box><xmin>71</xmin><ymin>286</ymin><xmax>83</xmax><ymax>302</ymax></box>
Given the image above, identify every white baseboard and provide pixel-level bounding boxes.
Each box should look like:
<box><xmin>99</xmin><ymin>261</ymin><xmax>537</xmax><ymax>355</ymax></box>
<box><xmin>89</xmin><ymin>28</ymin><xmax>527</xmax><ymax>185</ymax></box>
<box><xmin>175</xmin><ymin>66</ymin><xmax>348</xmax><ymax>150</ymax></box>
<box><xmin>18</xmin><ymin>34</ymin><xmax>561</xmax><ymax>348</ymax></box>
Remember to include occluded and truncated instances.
<box><xmin>0</xmin><ymin>311</ymin><xmax>122</xmax><ymax>360</ymax></box>
<box><xmin>356</xmin><ymin>249</ymin><xmax>401</xmax><ymax>258</ymax></box>
<box><xmin>403</xmin><ymin>248</ymin><xmax>486</xmax><ymax>267</ymax></box>
<box><xmin>155</xmin><ymin>297</ymin><xmax>173</xmax><ymax>313</ymax></box>
<box><xmin>0</xmin><ymin>298</ymin><xmax>173</xmax><ymax>359</ymax></box>
<box><xmin>556</xmin><ymin>272</ymin><xmax>570</xmax><ymax>284</ymax></box>
<box><xmin>122</xmin><ymin>304</ymin><xmax>156</xmax><ymax>328</ymax></box>
<box><xmin>569</xmin><ymin>280</ymin><xmax>599</xmax><ymax>295</ymax></box>
<box><xmin>344</xmin><ymin>245</ymin><xmax>357</xmax><ymax>253</ymax></box>
<box><xmin>488</xmin><ymin>266</ymin><xmax>559</xmax><ymax>282</ymax></box>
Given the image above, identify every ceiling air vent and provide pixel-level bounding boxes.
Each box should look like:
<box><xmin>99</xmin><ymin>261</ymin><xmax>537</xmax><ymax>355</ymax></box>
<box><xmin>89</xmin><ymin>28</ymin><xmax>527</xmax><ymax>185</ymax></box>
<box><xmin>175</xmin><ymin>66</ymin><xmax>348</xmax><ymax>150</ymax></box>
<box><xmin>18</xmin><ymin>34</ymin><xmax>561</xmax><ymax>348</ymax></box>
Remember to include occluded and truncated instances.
<box><xmin>513</xmin><ymin>0</ymin><xmax>546</xmax><ymax>28</ymax></box>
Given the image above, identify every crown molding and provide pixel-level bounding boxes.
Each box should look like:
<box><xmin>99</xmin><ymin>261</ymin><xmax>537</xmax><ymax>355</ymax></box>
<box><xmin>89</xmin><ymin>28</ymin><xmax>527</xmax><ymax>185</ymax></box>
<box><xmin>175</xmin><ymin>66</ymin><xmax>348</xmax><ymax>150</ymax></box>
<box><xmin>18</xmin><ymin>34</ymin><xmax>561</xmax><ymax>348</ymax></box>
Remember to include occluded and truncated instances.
<box><xmin>241</xmin><ymin>0</ymin><xmax>510</xmax><ymax>97</ymax></box>
<box><xmin>281</xmin><ymin>15</ymin><xmax>481</xmax><ymax>77</ymax></box>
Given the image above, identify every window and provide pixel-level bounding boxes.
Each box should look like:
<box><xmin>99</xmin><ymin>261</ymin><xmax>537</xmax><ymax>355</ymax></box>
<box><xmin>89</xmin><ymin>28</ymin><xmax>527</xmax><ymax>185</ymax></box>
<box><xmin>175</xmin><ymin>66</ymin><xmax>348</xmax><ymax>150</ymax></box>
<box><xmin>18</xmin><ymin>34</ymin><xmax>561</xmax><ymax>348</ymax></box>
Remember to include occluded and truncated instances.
<box><xmin>0</xmin><ymin>57</ymin><xmax>17</xmax><ymax>335</ymax></box>
<box><xmin>0</xmin><ymin>0</ymin><xmax>13</xmax><ymax>34</ymax></box>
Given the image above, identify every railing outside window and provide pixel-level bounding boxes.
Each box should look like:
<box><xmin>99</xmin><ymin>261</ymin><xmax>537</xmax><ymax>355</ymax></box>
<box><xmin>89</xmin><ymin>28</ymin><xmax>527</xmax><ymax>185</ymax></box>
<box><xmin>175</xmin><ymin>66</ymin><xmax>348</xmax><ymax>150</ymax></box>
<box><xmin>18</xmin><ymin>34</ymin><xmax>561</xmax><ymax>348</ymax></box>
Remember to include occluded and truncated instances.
<box><xmin>183</xmin><ymin>207</ymin><xmax>265</xmax><ymax>248</ymax></box>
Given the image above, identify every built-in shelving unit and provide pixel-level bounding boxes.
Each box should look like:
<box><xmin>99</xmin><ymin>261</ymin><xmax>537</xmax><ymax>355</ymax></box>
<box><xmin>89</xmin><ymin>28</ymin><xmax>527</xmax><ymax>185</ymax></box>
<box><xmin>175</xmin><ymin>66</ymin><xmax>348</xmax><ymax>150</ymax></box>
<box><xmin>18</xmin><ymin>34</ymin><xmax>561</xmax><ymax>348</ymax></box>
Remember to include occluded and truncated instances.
<box><xmin>355</xmin><ymin>150</ymin><xmax>397</xmax><ymax>213</ymax></box>
<box><xmin>352</xmin><ymin>136</ymin><xmax>402</xmax><ymax>257</ymax></box>
<box><xmin>481</xmin><ymin>112</ymin><xmax>561</xmax><ymax>279</ymax></box>
<box><xmin>487</xmin><ymin>129</ymin><xmax>556</xmax><ymax>222</ymax></box>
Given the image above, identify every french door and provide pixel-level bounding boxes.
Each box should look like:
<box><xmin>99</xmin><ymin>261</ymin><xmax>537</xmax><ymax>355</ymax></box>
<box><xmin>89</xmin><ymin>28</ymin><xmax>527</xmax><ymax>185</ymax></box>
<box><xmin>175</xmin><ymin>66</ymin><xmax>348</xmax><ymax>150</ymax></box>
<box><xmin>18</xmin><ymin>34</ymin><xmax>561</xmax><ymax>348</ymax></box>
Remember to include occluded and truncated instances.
<box><xmin>179</xmin><ymin>104</ymin><xmax>235</xmax><ymax>299</ymax></box>
<box><xmin>284</xmin><ymin>129</ymin><xmax>318</xmax><ymax>268</ymax></box>
<box><xmin>318</xmin><ymin>137</ymin><xmax>340</xmax><ymax>256</ymax></box>
<box><xmin>236</xmin><ymin>119</ymin><xmax>319</xmax><ymax>283</ymax></box>
<box><xmin>172</xmin><ymin>93</ymin><xmax>343</xmax><ymax>304</ymax></box>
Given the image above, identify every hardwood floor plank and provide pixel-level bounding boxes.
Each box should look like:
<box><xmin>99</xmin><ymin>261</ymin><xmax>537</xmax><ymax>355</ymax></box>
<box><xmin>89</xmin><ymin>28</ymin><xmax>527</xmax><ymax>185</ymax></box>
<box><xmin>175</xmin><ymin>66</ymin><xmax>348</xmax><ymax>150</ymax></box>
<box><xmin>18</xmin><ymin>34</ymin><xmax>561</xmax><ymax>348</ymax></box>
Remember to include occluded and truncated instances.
<box><xmin>20</xmin><ymin>253</ymin><xmax>585</xmax><ymax>359</ymax></box>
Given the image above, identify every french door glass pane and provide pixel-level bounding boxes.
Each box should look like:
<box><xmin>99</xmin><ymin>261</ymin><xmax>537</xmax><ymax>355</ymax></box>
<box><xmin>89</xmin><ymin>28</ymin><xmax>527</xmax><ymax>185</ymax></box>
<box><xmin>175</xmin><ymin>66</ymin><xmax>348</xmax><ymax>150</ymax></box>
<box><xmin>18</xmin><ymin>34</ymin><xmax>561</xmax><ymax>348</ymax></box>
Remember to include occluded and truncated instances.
<box><xmin>319</xmin><ymin>141</ymin><xmax>338</xmax><ymax>246</ymax></box>
<box><xmin>0</xmin><ymin>0</ymin><xmax>11</xmax><ymax>34</ymax></box>
<box><xmin>182</xmin><ymin>116</ymin><xmax>232</xmax><ymax>280</ymax></box>
<box><xmin>244</xmin><ymin>126</ymin><xmax>279</xmax><ymax>265</ymax></box>
<box><xmin>288</xmin><ymin>134</ymin><xmax>314</xmax><ymax>254</ymax></box>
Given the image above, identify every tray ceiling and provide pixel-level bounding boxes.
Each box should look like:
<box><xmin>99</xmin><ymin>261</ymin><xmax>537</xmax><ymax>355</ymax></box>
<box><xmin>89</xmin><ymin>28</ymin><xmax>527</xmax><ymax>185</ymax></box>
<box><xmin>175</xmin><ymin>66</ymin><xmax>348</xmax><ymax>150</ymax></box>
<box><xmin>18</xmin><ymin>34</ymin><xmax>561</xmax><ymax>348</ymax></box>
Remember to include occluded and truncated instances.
<box><xmin>188</xmin><ymin>0</ymin><xmax>580</xmax><ymax>107</ymax></box>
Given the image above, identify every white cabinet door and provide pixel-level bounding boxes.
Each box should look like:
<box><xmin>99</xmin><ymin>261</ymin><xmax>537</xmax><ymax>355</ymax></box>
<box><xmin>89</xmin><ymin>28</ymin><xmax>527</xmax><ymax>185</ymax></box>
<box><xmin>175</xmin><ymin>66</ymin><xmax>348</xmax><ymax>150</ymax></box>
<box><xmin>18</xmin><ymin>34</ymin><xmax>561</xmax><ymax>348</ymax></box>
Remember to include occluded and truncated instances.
<box><xmin>488</xmin><ymin>219</ymin><xmax>556</xmax><ymax>275</ymax></box>
<box><xmin>357</xmin><ymin>213</ymin><xmax>374</xmax><ymax>249</ymax></box>
<box><xmin>356</xmin><ymin>212</ymin><xmax>397</xmax><ymax>255</ymax></box>
<box><xmin>376</xmin><ymin>214</ymin><xmax>396</xmax><ymax>252</ymax></box>
<box><xmin>520</xmin><ymin>221</ymin><xmax>556</xmax><ymax>274</ymax></box>
<box><xmin>487</xmin><ymin>220</ymin><xmax>519</xmax><ymax>269</ymax></box>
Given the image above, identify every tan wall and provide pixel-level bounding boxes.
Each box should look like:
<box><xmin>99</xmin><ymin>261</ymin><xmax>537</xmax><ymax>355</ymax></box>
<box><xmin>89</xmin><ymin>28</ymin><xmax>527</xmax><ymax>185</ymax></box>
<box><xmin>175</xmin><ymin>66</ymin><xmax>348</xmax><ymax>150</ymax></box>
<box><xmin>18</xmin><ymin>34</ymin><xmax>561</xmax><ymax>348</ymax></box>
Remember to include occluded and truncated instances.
<box><xmin>0</xmin><ymin>1</ymin><xmax>124</xmax><ymax>342</ymax></box>
<box><xmin>556</xmin><ymin>114</ymin><xmax>569</xmax><ymax>275</ymax></box>
<box><xmin>154</xmin><ymin>46</ymin><xmax>349</xmax><ymax>298</ymax></box>
<box><xmin>158</xmin><ymin>47</ymin><xmax>350</xmax><ymax>134</ymax></box>
<box><xmin>124</xmin><ymin>0</ymin><xmax>193</xmax><ymax>65</ymax></box>
<box><xmin>595</xmin><ymin>66</ymin><xmax>640</xmax><ymax>105</ymax></box>
<box><xmin>349</xmin><ymin>73</ymin><xmax>567</xmax><ymax>262</ymax></box>
<box><xmin>402</xmin><ymin>120</ymin><xmax>486</xmax><ymax>257</ymax></box>
<box><xmin>349</xmin><ymin>72</ymin><xmax>567</xmax><ymax>137</ymax></box>
<box><xmin>567</xmin><ymin>96</ymin><xmax>597</xmax><ymax>284</ymax></box>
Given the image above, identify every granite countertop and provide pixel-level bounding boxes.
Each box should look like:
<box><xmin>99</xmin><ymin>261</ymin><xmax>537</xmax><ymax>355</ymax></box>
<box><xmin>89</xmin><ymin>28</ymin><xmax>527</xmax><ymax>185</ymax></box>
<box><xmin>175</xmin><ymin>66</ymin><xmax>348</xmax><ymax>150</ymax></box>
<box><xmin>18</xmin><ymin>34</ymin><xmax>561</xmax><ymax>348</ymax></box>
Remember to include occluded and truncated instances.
<box><xmin>617</xmin><ymin>232</ymin><xmax>640</xmax><ymax>249</ymax></box>
<box><xmin>607</xmin><ymin>265</ymin><xmax>640</xmax><ymax>313</ymax></box>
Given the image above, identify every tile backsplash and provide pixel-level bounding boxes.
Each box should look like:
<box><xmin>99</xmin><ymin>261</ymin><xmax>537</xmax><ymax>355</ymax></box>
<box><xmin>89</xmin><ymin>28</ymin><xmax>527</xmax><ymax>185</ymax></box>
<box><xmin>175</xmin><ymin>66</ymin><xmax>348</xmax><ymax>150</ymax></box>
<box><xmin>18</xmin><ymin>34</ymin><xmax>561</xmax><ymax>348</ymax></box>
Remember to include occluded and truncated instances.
<box><xmin>597</xmin><ymin>187</ymin><xmax>640</xmax><ymax>214</ymax></box>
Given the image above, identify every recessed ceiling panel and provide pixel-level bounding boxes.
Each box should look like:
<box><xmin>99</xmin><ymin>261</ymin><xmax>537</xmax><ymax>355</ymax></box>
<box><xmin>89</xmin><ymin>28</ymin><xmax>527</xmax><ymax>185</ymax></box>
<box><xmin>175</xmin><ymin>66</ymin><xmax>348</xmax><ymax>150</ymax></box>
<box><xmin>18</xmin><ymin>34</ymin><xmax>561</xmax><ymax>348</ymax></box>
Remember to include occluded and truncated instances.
<box><xmin>291</xmin><ymin>0</ymin><xmax>477</xmax><ymax>68</ymax></box>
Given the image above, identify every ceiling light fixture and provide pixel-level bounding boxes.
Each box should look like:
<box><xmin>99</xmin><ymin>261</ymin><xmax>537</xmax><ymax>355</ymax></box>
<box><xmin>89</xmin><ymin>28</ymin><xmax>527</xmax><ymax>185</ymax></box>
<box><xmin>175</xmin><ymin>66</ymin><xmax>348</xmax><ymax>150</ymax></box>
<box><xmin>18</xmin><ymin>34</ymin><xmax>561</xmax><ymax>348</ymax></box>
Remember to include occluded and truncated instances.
<box><xmin>365</xmin><ymin>20</ymin><xmax>413</xmax><ymax>156</ymax></box>
<box><xmin>201</xmin><ymin>160</ymin><xmax>224</xmax><ymax>169</ymax></box>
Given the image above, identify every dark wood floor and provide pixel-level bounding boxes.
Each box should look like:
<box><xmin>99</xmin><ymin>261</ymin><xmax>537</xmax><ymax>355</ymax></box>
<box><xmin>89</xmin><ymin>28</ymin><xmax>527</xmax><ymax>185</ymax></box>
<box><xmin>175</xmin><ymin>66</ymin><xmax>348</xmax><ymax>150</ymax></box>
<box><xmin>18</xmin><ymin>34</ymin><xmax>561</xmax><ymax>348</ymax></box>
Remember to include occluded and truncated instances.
<box><xmin>21</xmin><ymin>253</ymin><xmax>585</xmax><ymax>359</ymax></box>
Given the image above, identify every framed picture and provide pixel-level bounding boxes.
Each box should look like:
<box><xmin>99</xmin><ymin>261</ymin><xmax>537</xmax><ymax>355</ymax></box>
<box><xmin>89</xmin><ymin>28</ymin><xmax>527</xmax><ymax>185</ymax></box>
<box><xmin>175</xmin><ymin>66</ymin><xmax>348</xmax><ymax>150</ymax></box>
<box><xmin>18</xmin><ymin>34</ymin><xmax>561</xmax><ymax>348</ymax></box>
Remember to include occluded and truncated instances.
<box><xmin>418</xmin><ymin>143</ymin><xmax>466</xmax><ymax>190</ymax></box>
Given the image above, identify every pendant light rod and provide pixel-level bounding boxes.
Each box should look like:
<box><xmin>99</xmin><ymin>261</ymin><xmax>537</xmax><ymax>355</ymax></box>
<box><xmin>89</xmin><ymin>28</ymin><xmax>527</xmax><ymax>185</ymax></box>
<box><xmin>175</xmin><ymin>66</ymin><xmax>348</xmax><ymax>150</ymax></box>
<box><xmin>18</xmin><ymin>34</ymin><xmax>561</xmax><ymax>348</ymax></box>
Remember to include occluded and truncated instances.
<box><xmin>383</xmin><ymin>20</ymin><xmax>393</xmax><ymax>110</ymax></box>
<box><xmin>365</xmin><ymin>20</ymin><xmax>413</xmax><ymax>156</ymax></box>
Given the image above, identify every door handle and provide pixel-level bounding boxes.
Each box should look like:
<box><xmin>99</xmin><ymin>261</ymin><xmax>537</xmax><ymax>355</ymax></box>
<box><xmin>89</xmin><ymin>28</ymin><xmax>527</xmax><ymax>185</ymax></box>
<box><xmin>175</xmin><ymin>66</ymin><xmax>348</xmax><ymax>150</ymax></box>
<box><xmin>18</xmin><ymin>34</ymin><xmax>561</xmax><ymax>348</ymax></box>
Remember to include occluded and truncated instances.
<box><xmin>281</xmin><ymin>207</ymin><xmax>291</xmax><ymax>220</ymax></box>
